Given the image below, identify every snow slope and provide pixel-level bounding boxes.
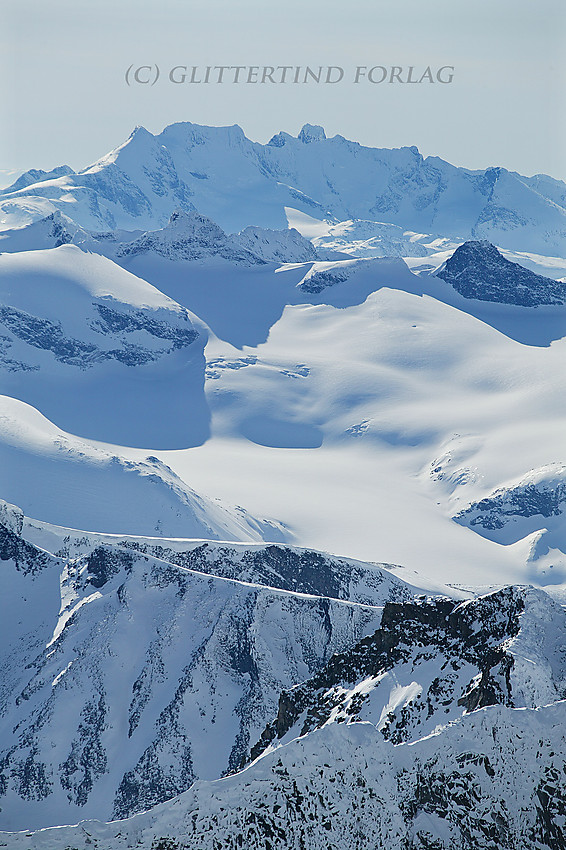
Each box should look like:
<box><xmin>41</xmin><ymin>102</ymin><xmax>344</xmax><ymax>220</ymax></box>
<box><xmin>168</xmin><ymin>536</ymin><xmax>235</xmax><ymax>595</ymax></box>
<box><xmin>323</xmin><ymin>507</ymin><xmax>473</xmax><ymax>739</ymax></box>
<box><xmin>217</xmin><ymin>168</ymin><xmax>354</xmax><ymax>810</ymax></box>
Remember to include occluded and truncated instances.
<box><xmin>1</xmin><ymin>122</ymin><xmax>566</xmax><ymax>846</ymax></box>
<box><xmin>2</xmin><ymin>242</ymin><xmax>565</xmax><ymax>588</ymax></box>
<box><xmin>135</xmin><ymin>255</ymin><xmax>566</xmax><ymax>590</ymax></box>
<box><xmin>0</xmin><ymin>397</ymin><xmax>285</xmax><ymax>540</ymax></box>
<box><xmin>0</xmin><ymin>245</ymin><xmax>210</xmax><ymax>446</ymax></box>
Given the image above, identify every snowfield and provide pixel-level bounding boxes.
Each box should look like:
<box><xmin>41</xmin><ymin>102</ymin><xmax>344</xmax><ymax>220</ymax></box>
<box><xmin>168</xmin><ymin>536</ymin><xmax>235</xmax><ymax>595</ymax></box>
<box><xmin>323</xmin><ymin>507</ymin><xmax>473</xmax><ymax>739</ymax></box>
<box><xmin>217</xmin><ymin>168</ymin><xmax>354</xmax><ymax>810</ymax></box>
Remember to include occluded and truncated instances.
<box><xmin>0</xmin><ymin>121</ymin><xmax>565</xmax><ymax>847</ymax></box>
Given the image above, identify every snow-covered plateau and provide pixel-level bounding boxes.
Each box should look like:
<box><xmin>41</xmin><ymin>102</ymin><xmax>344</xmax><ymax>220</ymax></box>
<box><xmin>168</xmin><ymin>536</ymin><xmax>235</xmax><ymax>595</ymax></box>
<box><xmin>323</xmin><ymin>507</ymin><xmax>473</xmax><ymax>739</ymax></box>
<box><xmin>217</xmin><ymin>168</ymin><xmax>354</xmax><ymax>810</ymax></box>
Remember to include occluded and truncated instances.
<box><xmin>0</xmin><ymin>122</ymin><xmax>565</xmax><ymax>848</ymax></box>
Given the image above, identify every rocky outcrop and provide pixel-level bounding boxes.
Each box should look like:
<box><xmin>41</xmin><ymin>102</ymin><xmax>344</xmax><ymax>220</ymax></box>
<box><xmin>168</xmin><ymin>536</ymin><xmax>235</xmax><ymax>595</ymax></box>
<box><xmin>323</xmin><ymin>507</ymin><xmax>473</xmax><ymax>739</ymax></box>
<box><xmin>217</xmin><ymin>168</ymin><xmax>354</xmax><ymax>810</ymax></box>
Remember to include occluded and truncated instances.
<box><xmin>436</xmin><ymin>240</ymin><xmax>566</xmax><ymax>306</ymax></box>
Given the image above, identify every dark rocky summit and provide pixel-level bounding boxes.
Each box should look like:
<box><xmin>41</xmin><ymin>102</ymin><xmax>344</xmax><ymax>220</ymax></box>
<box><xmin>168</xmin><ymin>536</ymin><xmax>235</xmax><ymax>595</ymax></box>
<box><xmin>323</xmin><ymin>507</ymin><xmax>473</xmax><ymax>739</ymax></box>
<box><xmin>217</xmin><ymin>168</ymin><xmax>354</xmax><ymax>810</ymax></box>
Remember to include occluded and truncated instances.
<box><xmin>436</xmin><ymin>240</ymin><xmax>566</xmax><ymax>306</ymax></box>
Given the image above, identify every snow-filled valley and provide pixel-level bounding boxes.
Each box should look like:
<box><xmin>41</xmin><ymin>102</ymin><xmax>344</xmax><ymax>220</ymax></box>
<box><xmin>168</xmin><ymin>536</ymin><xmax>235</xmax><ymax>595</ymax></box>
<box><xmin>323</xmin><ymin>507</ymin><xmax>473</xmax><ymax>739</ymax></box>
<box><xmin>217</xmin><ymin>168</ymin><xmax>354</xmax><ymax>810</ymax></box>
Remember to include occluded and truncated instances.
<box><xmin>0</xmin><ymin>122</ymin><xmax>565</xmax><ymax>848</ymax></box>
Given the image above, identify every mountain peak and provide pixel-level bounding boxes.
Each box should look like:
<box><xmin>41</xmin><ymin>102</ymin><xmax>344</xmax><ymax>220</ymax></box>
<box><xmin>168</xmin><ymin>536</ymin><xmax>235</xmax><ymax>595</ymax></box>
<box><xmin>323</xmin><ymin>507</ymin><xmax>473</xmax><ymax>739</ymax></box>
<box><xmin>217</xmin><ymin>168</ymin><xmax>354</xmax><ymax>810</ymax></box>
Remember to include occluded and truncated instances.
<box><xmin>298</xmin><ymin>124</ymin><xmax>327</xmax><ymax>144</ymax></box>
<box><xmin>129</xmin><ymin>124</ymin><xmax>153</xmax><ymax>140</ymax></box>
<box><xmin>166</xmin><ymin>208</ymin><xmax>220</xmax><ymax>234</ymax></box>
<box><xmin>1</xmin><ymin>165</ymin><xmax>75</xmax><ymax>194</ymax></box>
<box><xmin>437</xmin><ymin>239</ymin><xmax>566</xmax><ymax>306</ymax></box>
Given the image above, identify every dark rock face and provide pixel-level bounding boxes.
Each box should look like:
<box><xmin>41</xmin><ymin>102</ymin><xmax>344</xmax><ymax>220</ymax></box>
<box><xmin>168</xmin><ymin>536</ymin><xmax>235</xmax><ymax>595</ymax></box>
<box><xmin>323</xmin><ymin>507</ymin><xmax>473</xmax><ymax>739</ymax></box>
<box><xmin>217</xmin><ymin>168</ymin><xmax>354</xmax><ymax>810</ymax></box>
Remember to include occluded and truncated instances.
<box><xmin>0</xmin><ymin>302</ymin><xmax>198</xmax><ymax>370</ymax></box>
<box><xmin>249</xmin><ymin>588</ymin><xmax>526</xmax><ymax>762</ymax></box>
<box><xmin>436</xmin><ymin>240</ymin><xmax>566</xmax><ymax>306</ymax></box>
<box><xmin>42</xmin><ymin>211</ymin><xmax>75</xmax><ymax>247</ymax></box>
<box><xmin>455</xmin><ymin>477</ymin><xmax>566</xmax><ymax>537</ymax></box>
<box><xmin>0</xmin><ymin>522</ymin><xmax>52</xmax><ymax>575</ymax></box>
<box><xmin>0</xmin><ymin>509</ymin><xmax>394</xmax><ymax>826</ymax></box>
<box><xmin>85</xmin><ymin>546</ymin><xmax>134</xmax><ymax>588</ymax></box>
<box><xmin>93</xmin><ymin>304</ymin><xmax>198</xmax><ymax>349</ymax></box>
<box><xmin>299</xmin><ymin>269</ymin><xmax>349</xmax><ymax>294</ymax></box>
<box><xmin>117</xmin><ymin>540</ymin><xmax>403</xmax><ymax>605</ymax></box>
<box><xmin>60</xmin><ymin>695</ymin><xmax>108</xmax><ymax>806</ymax></box>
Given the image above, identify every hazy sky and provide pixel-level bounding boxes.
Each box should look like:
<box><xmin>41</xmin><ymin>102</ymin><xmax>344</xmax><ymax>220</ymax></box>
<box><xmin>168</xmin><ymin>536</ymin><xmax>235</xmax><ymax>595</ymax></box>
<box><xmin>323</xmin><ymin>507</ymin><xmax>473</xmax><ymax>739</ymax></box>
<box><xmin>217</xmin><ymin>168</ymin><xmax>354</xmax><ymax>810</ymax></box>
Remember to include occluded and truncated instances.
<box><xmin>1</xmin><ymin>0</ymin><xmax>565</xmax><ymax>183</ymax></box>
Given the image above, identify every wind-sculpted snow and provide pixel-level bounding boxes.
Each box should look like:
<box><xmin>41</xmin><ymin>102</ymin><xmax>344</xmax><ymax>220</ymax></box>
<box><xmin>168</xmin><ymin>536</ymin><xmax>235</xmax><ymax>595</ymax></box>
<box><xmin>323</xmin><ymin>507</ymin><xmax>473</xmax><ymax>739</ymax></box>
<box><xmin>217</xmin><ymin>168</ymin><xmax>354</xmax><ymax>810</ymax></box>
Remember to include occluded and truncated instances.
<box><xmin>0</xmin><ymin>502</ymin><xmax>420</xmax><ymax>830</ymax></box>
<box><xmin>1</xmin><ymin>122</ymin><xmax>565</xmax><ymax>255</ymax></box>
<box><xmin>436</xmin><ymin>240</ymin><xmax>566</xmax><ymax>306</ymax></box>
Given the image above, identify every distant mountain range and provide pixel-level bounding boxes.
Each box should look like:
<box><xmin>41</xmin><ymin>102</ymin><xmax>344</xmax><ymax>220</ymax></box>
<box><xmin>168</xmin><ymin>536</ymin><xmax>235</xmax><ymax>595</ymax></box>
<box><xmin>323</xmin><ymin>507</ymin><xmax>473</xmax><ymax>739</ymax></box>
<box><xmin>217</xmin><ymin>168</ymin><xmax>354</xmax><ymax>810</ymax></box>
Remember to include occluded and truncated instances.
<box><xmin>2</xmin><ymin>122</ymin><xmax>565</xmax><ymax>255</ymax></box>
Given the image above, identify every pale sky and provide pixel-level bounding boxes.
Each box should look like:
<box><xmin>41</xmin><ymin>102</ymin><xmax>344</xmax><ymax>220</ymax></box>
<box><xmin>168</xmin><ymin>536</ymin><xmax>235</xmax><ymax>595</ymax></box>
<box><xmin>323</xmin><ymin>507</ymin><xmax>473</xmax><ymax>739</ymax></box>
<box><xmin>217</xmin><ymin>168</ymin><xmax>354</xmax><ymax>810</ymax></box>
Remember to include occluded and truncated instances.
<box><xmin>1</xmin><ymin>0</ymin><xmax>565</xmax><ymax>184</ymax></box>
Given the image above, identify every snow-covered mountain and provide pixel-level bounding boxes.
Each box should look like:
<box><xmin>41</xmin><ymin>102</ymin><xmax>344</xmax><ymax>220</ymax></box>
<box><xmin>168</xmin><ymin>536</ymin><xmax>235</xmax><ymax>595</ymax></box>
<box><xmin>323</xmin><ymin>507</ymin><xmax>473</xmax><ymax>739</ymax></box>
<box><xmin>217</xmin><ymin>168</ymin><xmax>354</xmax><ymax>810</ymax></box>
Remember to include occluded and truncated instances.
<box><xmin>0</xmin><ymin>210</ymin><xmax>143</xmax><ymax>255</ymax></box>
<box><xmin>454</xmin><ymin>463</ymin><xmax>566</xmax><ymax>586</ymax></box>
<box><xmin>2</xmin><ymin>574</ymin><xmax>564</xmax><ymax>848</ymax></box>
<box><xmin>0</xmin><ymin>165</ymin><xmax>75</xmax><ymax>194</ymax></box>
<box><xmin>0</xmin><ymin>395</ymin><xmax>286</xmax><ymax>540</ymax></box>
<box><xmin>1</xmin><ymin>121</ymin><xmax>566</xmax><ymax>847</ymax></box>
<box><xmin>2</xmin><ymin>122</ymin><xmax>565</xmax><ymax>255</ymax></box>
<box><xmin>115</xmin><ymin>210</ymin><xmax>317</xmax><ymax>265</ymax></box>
<box><xmin>2</xmin><ymin>238</ymin><xmax>566</xmax><ymax>582</ymax></box>
<box><xmin>0</xmin><ymin>208</ymin><xmax>319</xmax><ymax>266</ymax></box>
<box><xmin>0</xmin><ymin>499</ymin><xmax>423</xmax><ymax>830</ymax></box>
<box><xmin>116</xmin><ymin>210</ymin><xmax>264</xmax><ymax>265</ymax></box>
<box><xmin>251</xmin><ymin>586</ymin><xmax>566</xmax><ymax>757</ymax></box>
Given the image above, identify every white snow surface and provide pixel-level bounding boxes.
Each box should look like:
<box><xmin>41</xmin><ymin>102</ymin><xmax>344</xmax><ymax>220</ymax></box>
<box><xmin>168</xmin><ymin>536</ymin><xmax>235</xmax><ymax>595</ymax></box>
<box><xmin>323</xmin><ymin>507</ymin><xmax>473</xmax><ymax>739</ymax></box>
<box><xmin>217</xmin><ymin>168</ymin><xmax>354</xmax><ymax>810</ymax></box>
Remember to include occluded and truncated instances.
<box><xmin>1</xmin><ymin>237</ymin><xmax>565</xmax><ymax>589</ymax></box>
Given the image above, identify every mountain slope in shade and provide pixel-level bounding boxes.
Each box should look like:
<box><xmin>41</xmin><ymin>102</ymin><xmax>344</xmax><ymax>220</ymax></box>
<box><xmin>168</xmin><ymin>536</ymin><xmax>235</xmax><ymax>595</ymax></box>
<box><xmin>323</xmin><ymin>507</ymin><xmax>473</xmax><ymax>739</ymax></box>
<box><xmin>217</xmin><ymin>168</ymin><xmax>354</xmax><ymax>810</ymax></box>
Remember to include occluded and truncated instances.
<box><xmin>116</xmin><ymin>209</ymin><xmax>264</xmax><ymax>265</ymax></box>
<box><xmin>0</xmin><ymin>500</ymin><xmax>423</xmax><ymax>830</ymax></box>
<box><xmin>0</xmin><ymin>209</ymin><xmax>319</xmax><ymax>266</ymax></box>
<box><xmin>116</xmin><ymin>209</ymin><xmax>318</xmax><ymax>265</ymax></box>
<box><xmin>1</xmin><ymin>122</ymin><xmax>565</xmax><ymax>255</ymax></box>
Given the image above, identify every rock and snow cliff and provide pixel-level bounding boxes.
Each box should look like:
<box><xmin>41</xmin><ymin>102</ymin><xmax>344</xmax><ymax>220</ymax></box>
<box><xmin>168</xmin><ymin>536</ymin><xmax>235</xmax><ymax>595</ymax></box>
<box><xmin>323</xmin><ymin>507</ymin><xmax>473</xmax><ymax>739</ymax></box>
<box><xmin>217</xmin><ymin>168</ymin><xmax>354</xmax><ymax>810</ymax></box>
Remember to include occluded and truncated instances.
<box><xmin>436</xmin><ymin>240</ymin><xmax>566</xmax><ymax>306</ymax></box>
<box><xmin>0</xmin><ymin>501</ymin><xmax>417</xmax><ymax>830</ymax></box>
<box><xmin>1</xmin><ymin>537</ymin><xmax>564</xmax><ymax>848</ymax></box>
